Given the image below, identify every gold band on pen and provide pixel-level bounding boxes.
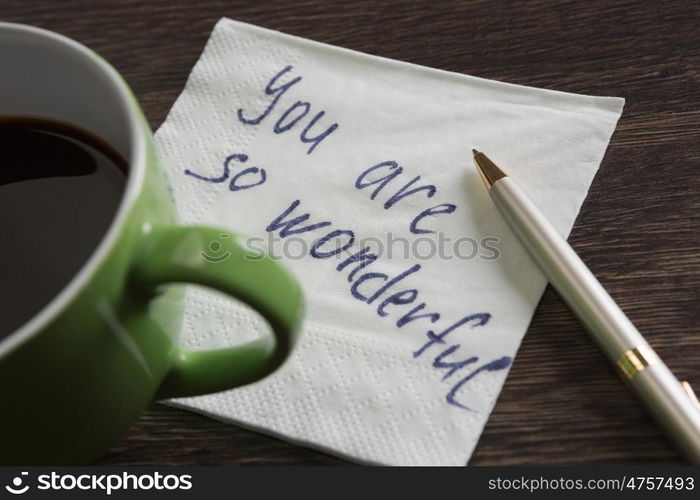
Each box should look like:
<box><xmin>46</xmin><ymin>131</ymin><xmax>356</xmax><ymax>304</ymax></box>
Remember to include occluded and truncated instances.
<box><xmin>617</xmin><ymin>345</ymin><xmax>659</xmax><ymax>380</ymax></box>
<box><xmin>617</xmin><ymin>347</ymin><xmax>700</xmax><ymax>410</ymax></box>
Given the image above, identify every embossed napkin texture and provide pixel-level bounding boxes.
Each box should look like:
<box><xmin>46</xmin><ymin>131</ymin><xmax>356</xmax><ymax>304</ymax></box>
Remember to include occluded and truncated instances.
<box><xmin>155</xmin><ymin>18</ymin><xmax>624</xmax><ymax>465</ymax></box>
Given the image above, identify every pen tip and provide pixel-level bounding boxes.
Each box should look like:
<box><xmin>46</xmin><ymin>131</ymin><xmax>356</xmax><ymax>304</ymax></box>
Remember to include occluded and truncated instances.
<box><xmin>472</xmin><ymin>149</ymin><xmax>506</xmax><ymax>189</ymax></box>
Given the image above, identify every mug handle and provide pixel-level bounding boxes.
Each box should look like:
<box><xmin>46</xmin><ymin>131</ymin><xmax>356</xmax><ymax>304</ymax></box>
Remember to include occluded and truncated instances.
<box><xmin>131</xmin><ymin>225</ymin><xmax>303</xmax><ymax>399</ymax></box>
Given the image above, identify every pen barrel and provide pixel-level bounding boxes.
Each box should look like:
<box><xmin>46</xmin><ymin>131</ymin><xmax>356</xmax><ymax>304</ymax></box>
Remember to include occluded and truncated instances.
<box><xmin>489</xmin><ymin>177</ymin><xmax>700</xmax><ymax>464</ymax></box>
<box><xmin>490</xmin><ymin>177</ymin><xmax>642</xmax><ymax>356</ymax></box>
<box><xmin>634</xmin><ymin>365</ymin><xmax>700</xmax><ymax>464</ymax></box>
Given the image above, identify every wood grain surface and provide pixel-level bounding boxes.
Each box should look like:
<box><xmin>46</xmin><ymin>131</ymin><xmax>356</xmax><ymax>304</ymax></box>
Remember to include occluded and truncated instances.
<box><xmin>3</xmin><ymin>0</ymin><xmax>698</xmax><ymax>465</ymax></box>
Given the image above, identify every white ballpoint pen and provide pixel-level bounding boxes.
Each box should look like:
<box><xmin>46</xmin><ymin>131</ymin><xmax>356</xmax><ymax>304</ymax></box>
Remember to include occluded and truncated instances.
<box><xmin>472</xmin><ymin>149</ymin><xmax>700</xmax><ymax>464</ymax></box>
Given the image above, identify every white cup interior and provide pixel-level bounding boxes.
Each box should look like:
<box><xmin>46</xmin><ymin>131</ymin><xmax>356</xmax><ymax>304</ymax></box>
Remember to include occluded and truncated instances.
<box><xmin>0</xmin><ymin>23</ymin><xmax>133</xmax><ymax>158</ymax></box>
<box><xmin>0</xmin><ymin>23</ymin><xmax>144</xmax><ymax>357</ymax></box>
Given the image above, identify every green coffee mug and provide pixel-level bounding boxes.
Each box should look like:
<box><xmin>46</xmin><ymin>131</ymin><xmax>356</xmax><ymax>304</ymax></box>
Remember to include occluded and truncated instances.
<box><xmin>0</xmin><ymin>23</ymin><xmax>303</xmax><ymax>464</ymax></box>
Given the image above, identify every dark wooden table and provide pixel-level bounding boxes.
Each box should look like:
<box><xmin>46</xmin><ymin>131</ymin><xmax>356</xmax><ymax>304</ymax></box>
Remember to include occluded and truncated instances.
<box><xmin>4</xmin><ymin>0</ymin><xmax>698</xmax><ymax>465</ymax></box>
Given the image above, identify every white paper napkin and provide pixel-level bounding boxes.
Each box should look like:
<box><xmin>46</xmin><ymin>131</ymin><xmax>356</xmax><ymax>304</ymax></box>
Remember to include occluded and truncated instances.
<box><xmin>155</xmin><ymin>18</ymin><xmax>624</xmax><ymax>465</ymax></box>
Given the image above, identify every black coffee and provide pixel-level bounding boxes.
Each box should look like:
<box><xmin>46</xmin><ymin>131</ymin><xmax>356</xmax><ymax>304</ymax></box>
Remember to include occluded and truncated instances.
<box><xmin>0</xmin><ymin>118</ymin><xmax>128</xmax><ymax>339</ymax></box>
